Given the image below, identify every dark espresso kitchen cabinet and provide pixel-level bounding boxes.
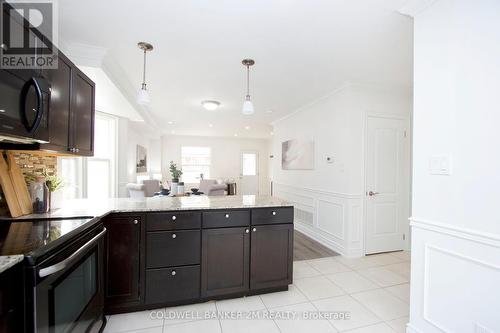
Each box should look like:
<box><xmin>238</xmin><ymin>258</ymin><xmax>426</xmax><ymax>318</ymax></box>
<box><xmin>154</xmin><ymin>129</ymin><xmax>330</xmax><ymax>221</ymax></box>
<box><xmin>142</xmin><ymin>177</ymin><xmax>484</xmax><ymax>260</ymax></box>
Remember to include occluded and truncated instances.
<box><xmin>42</xmin><ymin>53</ymin><xmax>95</xmax><ymax>156</ymax></box>
<box><xmin>201</xmin><ymin>227</ymin><xmax>250</xmax><ymax>297</ymax></box>
<box><xmin>250</xmin><ymin>224</ymin><xmax>294</xmax><ymax>290</ymax></box>
<box><xmin>103</xmin><ymin>214</ymin><xmax>144</xmax><ymax>312</ymax></box>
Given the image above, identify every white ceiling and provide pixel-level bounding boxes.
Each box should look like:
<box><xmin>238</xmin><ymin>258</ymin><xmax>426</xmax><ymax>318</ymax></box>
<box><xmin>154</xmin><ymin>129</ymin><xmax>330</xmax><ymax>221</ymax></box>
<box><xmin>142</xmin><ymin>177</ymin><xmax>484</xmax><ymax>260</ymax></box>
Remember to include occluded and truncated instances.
<box><xmin>57</xmin><ymin>0</ymin><xmax>413</xmax><ymax>138</ymax></box>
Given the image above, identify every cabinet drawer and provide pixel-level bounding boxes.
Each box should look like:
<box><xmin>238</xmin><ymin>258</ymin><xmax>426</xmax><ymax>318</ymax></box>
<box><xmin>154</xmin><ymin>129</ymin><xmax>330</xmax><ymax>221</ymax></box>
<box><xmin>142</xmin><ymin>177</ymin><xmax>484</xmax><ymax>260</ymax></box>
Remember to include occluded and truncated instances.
<box><xmin>145</xmin><ymin>265</ymin><xmax>200</xmax><ymax>305</ymax></box>
<box><xmin>202</xmin><ymin>210</ymin><xmax>250</xmax><ymax>228</ymax></box>
<box><xmin>251</xmin><ymin>207</ymin><xmax>294</xmax><ymax>225</ymax></box>
<box><xmin>146</xmin><ymin>230</ymin><xmax>200</xmax><ymax>268</ymax></box>
<box><xmin>147</xmin><ymin>211</ymin><xmax>201</xmax><ymax>231</ymax></box>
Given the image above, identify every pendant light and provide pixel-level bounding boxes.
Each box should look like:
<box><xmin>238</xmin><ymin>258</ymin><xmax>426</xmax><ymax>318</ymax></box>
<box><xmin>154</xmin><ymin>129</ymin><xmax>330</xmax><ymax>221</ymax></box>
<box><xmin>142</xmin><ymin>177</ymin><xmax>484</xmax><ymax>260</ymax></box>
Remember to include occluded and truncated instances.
<box><xmin>137</xmin><ymin>42</ymin><xmax>153</xmax><ymax>105</ymax></box>
<box><xmin>242</xmin><ymin>59</ymin><xmax>255</xmax><ymax>115</ymax></box>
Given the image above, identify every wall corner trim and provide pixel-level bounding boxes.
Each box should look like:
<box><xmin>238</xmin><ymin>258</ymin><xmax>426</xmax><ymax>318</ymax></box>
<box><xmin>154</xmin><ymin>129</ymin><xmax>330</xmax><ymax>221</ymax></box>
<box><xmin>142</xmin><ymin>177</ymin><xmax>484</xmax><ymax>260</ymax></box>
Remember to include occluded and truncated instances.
<box><xmin>397</xmin><ymin>0</ymin><xmax>440</xmax><ymax>17</ymax></box>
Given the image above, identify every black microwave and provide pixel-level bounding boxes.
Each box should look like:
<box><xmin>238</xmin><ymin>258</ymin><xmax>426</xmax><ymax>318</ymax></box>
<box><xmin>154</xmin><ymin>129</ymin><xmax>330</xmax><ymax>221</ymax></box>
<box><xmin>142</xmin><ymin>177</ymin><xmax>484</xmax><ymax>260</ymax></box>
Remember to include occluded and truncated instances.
<box><xmin>0</xmin><ymin>68</ymin><xmax>50</xmax><ymax>143</ymax></box>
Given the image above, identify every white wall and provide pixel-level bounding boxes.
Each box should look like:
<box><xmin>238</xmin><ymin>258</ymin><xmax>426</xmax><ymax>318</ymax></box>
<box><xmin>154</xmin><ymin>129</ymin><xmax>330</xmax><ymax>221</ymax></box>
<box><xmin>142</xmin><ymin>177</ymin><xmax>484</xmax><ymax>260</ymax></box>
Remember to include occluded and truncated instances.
<box><xmin>271</xmin><ymin>83</ymin><xmax>411</xmax><ymax>256</ymax></box>
<box><xmin>161</xmin><ymin>135</ymin><xmax>271</xmax><ymax>195</ymax></box>
<box><xmin>408</xmin><ymin>0</ymin><xmax>500</xmax><ymax>332</ymax></box>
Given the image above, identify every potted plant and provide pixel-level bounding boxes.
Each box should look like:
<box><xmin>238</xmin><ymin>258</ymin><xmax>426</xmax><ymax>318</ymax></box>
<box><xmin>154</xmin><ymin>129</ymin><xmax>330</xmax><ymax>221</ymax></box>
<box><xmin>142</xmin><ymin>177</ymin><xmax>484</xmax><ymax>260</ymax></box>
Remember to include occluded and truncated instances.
<box><xmin>43</xmin><ymin>171</ymin><xmax>64</xmax><ymax>211</ymax></box>
<box><xmin>169</xmin><ymin>161</ymin><xmax>183</xmax><ymax>195</ymax></box>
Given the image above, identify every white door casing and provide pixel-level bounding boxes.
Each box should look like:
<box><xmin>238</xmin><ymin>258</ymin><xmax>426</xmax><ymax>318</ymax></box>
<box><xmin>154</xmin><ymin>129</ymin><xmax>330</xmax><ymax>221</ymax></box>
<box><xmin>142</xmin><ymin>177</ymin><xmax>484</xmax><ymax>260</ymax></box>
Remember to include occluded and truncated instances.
<box><xmin>240</xmin><ymin>151</ymin><xmax>259</xmax><ymax>195</ymax></box>
<box><xmin>365</xmin><ymin>115</ymin><xmax>410</xmax><ymax>254</ymax></box>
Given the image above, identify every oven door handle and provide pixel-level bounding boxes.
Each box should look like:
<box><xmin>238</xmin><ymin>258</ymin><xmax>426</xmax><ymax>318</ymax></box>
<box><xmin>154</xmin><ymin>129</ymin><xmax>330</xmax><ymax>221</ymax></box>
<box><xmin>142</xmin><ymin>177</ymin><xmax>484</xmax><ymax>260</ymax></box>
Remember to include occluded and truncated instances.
<box><xmin>38</xmin><ymin>227</ymin><xmax>107</xmax><ymax>278</ymax></box>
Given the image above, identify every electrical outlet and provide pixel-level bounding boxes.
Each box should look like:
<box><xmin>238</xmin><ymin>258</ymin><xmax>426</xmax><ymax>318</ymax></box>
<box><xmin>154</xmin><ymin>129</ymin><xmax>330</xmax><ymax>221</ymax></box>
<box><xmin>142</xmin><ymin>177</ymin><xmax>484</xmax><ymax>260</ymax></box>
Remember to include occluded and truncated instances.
<box><xmin>475</xmin><ymin>323</ymin><xmax>493</xmax><ymax>333</ymax></box>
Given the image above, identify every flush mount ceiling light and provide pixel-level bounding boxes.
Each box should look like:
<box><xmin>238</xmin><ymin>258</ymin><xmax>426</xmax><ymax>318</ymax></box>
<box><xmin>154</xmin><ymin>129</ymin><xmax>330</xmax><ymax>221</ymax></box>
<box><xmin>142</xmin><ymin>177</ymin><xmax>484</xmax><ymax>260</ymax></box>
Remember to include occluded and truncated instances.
<box><xmin>201</xmin><ymin>100</ymin><xmax>221</xmax><ymax>111</ymax></box>
<box><xmin>137</xmin><ymin>42</ymin><xmax>153</xmax><ymax>105</ymax></box>
<box><xmin>241</xmin><ymin>59</ymin><xmax>255</xmax><ymax>115</ymax></box>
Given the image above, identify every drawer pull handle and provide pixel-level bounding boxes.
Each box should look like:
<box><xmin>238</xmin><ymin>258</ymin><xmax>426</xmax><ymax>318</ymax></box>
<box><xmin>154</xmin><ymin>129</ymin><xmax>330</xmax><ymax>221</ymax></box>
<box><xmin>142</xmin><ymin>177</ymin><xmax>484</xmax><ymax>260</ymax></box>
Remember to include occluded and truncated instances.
<box><xmin>172</xmin><ymin>216</ymin><xmax>177</xmax><ymax>221</ymax></box>
<box><xmin>133</xmin><ymin>219</ymin><xmax>139</xmax><ymax>225</ymax></box>
<box><xmin>172</xmin><ymin>234</ymin><xmax>177</xmax><ymax>239</ymax></box>
<box><xmin>171</xmin><ymin>270</ymin><xmax>176</xmax><ymax>276</ymax></box>
<box><xmin>245</xmin><ymin>229</ymin><xmax>249</xmax><ymax>233</ymax></box>
<box><xmin>252</xmin><ymin>228</ymin><xmax>257</xmax><ymax>232</ymax></box>
<box><xmin>272</xmin><ymin>211</ymin><xmax>277</xmax><ymax>216</ymax></box>
<box><xmin>225</xmin><ymin>214</ymin><xmax>230</xmax><ymax>219</ymax></box>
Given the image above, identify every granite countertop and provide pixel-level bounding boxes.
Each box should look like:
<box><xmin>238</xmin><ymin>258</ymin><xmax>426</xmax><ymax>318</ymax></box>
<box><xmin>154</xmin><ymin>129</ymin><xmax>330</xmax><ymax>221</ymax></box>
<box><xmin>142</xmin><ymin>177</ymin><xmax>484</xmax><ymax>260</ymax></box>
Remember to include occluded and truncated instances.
<box><xmin>3</xmin><ymin>195</ymin><xmax>293</xmax><ymax>220</ymax></box>
<box><xmin>0</xmin><ymin>255</ymin><xmax>24</xmax><ymax>274</ymax></box>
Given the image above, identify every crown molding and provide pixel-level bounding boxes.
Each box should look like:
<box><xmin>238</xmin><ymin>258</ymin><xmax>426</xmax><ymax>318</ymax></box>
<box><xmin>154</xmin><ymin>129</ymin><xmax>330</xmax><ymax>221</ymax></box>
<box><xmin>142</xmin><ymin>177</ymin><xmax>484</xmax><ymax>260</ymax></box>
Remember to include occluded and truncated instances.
<box><xmin>59</xmin><ymin>41</ymin><xmax>108</xmax><ymax>67</ymax></box>
<box><xmin>398</xmin><ymin>0</ymin><xmax>440</xmax><ymax>17</ymax></box>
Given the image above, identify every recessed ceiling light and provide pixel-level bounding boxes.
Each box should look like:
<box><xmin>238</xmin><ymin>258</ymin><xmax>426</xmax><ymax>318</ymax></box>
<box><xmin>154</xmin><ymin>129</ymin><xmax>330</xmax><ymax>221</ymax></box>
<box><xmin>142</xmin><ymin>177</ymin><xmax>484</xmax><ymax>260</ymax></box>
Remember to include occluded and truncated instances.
<box><xmin>201</xmin><ymin>100</ymin><xmax>221</xmax><ymax>111</ymax></box>
<box><xmin>270</xmin><ymin>131</ymin><xmax>274</xmax><ymax>136</ymax></box>
<box><xmin>244</xmin><ymin>126</ymin><xmax>250</xmax><ymax>130</ymax></box>
<box><xmin>266</xmin><ymin>109</ymin><xmax>273</xmax><ymax>114</ymax></box>
<box><xmin>208</xmin><ymin>124</ymin><xmax>213</xmax><ymax>128</ymax></box>
<box><xmin>234</xmin><ymin>133</ymin><xmax>238</xmax><ymax>137</ymax></box>
<box><xmin>167</xmin><ymin>121</ymin><xmax>174</xmax><ymax>125</ymax></box>
<box><xmin>171</xmin><ymin>130</ymin><xmax>176</xmax><ymax>134</ymax></box>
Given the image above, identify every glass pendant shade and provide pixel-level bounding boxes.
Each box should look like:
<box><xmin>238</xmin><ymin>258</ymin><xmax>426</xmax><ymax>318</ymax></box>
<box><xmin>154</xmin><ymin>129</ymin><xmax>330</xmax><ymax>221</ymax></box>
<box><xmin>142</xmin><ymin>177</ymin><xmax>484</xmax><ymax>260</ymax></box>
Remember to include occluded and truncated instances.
<box><xmin>137</xmin><ymin>87</ymin><xmax>150</xmax><ymax>105</ymax></box>
<box><xmin>242</xmin><ymin>96</ymin><xmax>254</xmax><ymax>115</ymax></box>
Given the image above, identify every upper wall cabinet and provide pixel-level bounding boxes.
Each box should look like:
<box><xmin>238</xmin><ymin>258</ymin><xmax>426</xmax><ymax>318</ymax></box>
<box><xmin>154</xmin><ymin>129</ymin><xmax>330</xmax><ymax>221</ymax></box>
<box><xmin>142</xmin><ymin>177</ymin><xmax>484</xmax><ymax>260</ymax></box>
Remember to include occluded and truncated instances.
<box><xmin>42</xmin><ymin>52</ymin><xmax>95</xmax><ymax>156</ymax></box>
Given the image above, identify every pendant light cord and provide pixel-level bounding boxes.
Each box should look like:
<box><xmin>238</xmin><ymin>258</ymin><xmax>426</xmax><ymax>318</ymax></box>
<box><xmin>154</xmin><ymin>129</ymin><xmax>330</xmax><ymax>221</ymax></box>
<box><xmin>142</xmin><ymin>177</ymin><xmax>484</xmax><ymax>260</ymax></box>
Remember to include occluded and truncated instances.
<box><xmin>142</xmin><ymin>49</ymin><xmax>147</xmax><ymax>88</ymax></box>
<box><xmin>246</xmin><ymin>64</ymin><xmax>250</xmax><ymax>97</ymax></box>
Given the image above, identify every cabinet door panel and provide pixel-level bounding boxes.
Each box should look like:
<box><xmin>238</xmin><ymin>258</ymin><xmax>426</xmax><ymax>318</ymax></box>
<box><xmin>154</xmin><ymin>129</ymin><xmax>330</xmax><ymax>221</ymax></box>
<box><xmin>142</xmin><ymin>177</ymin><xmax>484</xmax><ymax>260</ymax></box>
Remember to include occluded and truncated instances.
<box><xmin>250</xmin><ymin>224</ymin><xmax>293</xmax><ymax>290</ymax></box>
<box><xmin>104</xmin><ymin>215</ymin><xmax>143</xmax><ymax>310</ymax></box>
<box><xmin>201</xmin><ymin>227</ymin><xmax>249</xmax><ymax>297</ymax></box>
<box><xmin>44</xmin><ymin>53</ymin><xmax>72</xmax><ymax>151</ymax></box>
<box><xmin>71</xmin><ymin>69</ymin><xmax>95</xmax><ymax>155</ymax></box>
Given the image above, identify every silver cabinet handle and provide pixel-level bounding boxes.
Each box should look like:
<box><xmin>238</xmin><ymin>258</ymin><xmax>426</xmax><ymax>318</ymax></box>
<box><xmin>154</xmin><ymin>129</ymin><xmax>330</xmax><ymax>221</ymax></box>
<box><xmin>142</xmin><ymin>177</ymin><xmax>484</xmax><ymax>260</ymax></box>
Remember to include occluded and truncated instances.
<box><xmin>171</xmin><ymin>270</ymin><xmax>176</xmax><ymax>276</ymax></box>
<box><xmin>252</xmin><ymin>228</ymin><xmax>257</xmax><ymax>232</ymax></box>
<box><xmin>76</xmin><ymin>148</ymin><xmax>80</xmax><ymax>153</ymax></box>
<box><xmin>225</xmin><ymin>214</ymin><xmax>230</xmax><ymax>218</ymax></box>
<box><xmin>39</xmin><ymin>227</ymin><xmax>107</xmax><ymax>278</ymax></box>
<box><xmin>1</xmin><ymin>43</ymin><xmax>8</xmax><ymax>51</ymax></box>
<box><xmin>272</xmin><ymin>211</ymin><xmax>277</xmax><ymax>216</ymax></box>
<box><xmin>133</xmin><ymin>219</ymin><xmax>139</xmax><ymax>225</ymax></box>
<box><xmin>245</xmin><ymin>229</ymin><xmax>249</xmax><ymax>233</ymax></box>
<box><xmin>172</xmin><ymin>215</ymin><xmax>177</xmax><ymax>221</ymax></box>
<box><xmin>172</xmin><ymin>233</ymin><xmax>177</xmax><ymax>239</ymax></box>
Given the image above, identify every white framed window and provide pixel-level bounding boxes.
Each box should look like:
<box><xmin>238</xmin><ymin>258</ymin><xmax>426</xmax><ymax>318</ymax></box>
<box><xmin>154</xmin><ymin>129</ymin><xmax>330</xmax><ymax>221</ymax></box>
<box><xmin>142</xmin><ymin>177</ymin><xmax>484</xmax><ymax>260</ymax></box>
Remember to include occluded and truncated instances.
<box><xmin>59</xmin><ymin>112</ymin><xmax>118</xmax><ymax>199</ymax></box>
<box><xmin>181</xmin><ymin>146</ymin><xmax>211</xmax><ymax>184</ymax></box>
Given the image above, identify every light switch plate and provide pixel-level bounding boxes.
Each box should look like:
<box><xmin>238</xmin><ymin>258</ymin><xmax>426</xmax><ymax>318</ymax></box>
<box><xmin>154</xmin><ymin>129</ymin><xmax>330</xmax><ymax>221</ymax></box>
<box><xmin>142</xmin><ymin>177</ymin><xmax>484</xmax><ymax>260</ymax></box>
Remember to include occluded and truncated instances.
<box><xmin>429</xmin><ymin>155</ymin><xmax>452</xmax><ymax>175</ymax></box>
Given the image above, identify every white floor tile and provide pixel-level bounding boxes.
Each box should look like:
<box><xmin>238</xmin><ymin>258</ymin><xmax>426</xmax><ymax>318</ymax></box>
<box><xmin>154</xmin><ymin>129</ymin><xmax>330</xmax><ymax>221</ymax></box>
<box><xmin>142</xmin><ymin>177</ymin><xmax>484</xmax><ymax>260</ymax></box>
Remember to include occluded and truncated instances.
<box><xmin>362</xmin><ymin>254</ymin><xmax>405</xmax><ymax>267</ymax></box>
<box><xmin>313</xmin><ymin>295</ymin><xmax>381</xmax><ymax>332</ymax></box>
<box><xmin>216</xmin><ymin>295</ymin><xmax>266</xmax><ymax>313</ymax></box>
<box><xmin>260</xmin><ymin>285</ymin><xmax>308</xmax><ymax>309</ymax></box>
<box><xmin>219</xmin><ymin>318</ymin><xmax>280</xmax><ymax>333</ymax></box>
<box><xmin>384</xmin><ymin>263</ymin><xmax>411</xmax><ymax>280</ymax></box>
<box><xmin>104</xmin><ymin>310</ymin><xmax>164</xmax><ymax>332</ymax></box>
<box><xmin>351</xmin><ymin>289</ymin><xmax>409</xmax><ymax>321</ymax></box>
<box><xmin>343</xmin><ymin>322</ymin><xmax>397</xmax><ymax>333</ymax></box>
<box><xmin>163</xmin><ymin>319</ymin><xmax>221</xmax><ymax>333</ymax></box>
<box><xmin>326</xmin><ymin>271</ymin><xmax>379</xmax><ymax>294</ymax></box>
<box><xmin>273</xmin><ymin>302</ymin><xmax>338</xmax><ymax>333</ymax></box>
<box><xmin>306</xmin><ymin>257</ymin><xmax>352</xmax><ymax>274</ymax></box>
<box><xmin>357</xmin><ymin>267</ymin><xmax>408</xmax><ymax>287</ymax></box>
<box><xmin>115</xmin><ymin>328</ymin><xmax>163</xmax><ymax>333</ymax></box>
<box><xmin>163</xmin><ymin>301</ymin><xmax>217</xmax><ymax>326</ymax></box>
<box><xmin>384</xmin><ymin>284</ymin><xmax>410</xmax><ymax>303</ymax></box>
<box><xmin>294</xmin><ymin>276</ymin><xmax>345</xmax><ymax>300</ymax></box>
<box><xmin>293</xmin><ymin>260</ymin><xmax>322</xmax><ymax>279</ymax></box>
<box><xmin>386</xmin><ymin>316</ymin><xmax>409</xmax><ymax>333</ymax></box>
<box><xmin>333</xmin><ymin>257</ymin><xmax>377</xmax><ymax>270</ymax></box>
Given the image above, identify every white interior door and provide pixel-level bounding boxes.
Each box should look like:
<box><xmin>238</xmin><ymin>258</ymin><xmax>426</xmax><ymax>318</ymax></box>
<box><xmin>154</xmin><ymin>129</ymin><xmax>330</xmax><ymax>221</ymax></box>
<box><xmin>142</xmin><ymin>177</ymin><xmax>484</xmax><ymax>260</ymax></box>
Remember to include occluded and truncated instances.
<box><xmin>240</xmin><ymin>151</ymin><xmax>259</xmax><ymax>195</ymax></box>
<box><xmin>365</xmin><ymin>116</ymin><xmax>409</xmax><ymax>254</ymax></box>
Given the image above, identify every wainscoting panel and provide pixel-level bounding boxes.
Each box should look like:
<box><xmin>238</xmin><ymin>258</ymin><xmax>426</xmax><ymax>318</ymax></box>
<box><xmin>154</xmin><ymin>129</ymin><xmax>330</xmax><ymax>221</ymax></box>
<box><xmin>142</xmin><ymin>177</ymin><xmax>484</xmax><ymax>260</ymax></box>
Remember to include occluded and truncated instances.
<box><xmin>273</xmin><ymin>183</ymin><xmax>363</xmax><ymax>257</ymax></box>
<box><xmin>408</xmin><ymin>218</ymin><xmax>500</xmax><ymax>333</ymax></box>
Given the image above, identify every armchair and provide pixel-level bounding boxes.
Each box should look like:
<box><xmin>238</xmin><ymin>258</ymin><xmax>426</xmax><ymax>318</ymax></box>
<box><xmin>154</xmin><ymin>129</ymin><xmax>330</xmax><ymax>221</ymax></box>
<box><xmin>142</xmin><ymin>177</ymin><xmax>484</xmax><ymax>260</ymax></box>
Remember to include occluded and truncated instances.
<box><xmin>199</xmin><ymin>179</ymin><xmax>227</xmax><ymax>196</ymax></box>
<box><xmin>126</xmin><ymin>179</ymin><xmax>161</xmax><ymax>198</ymax></box>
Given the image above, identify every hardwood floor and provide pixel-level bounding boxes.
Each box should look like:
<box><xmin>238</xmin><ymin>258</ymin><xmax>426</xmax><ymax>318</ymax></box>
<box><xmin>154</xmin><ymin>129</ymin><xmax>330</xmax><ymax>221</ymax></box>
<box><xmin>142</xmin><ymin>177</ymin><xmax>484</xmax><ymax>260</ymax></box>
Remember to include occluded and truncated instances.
<box><xmin>294</xmin><ymin>230</ymin><xmax>339</xmax><ymax>261</ymax></box>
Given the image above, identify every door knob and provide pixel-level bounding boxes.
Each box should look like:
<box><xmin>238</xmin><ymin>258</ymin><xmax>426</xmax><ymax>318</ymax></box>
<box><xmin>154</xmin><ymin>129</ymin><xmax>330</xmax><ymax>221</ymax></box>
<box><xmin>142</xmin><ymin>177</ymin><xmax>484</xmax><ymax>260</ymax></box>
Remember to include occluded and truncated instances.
<box><xmin>368</xmin><ymin>191</ymin><xmax>380</xmax><ymax>196</ymax></box>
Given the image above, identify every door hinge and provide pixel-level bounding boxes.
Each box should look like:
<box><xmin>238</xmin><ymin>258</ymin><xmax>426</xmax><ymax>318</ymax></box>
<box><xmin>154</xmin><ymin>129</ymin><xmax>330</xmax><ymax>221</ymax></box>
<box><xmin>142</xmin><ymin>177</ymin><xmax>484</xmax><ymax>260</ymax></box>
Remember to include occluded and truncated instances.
<box><xmin>404</xmin><ymin>130</ymin><xmax>407</xmax><ymax>138</ymax></box>
<box><xmin>403</xmin><ymin>234</ymin><xmax>406</xmax><ymax>240</ymax></box>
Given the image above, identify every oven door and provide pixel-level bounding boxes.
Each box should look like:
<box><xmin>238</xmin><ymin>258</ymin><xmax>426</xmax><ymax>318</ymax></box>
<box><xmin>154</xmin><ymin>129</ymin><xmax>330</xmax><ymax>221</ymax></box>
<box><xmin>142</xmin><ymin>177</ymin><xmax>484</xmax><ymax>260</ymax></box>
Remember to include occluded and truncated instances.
<box><xmin>33</xmin><ymin>226</ymin><xmax>106</xmax><ymax>333</ymax></box>
<box><xmin>0</xmin><ymin>69</ymin><xmax>50</xmax><ymax>143</ymax></box>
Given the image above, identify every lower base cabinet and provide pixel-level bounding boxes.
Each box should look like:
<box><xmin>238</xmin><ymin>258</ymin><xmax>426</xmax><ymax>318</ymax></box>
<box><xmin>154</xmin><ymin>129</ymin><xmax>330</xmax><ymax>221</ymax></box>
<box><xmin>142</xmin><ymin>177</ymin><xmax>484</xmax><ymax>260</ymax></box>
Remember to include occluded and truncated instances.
<box><xmin>201</xmin><ymin>227</ymin><xmax>250</xmax><ymax>297</ymax></box>
<box><xmin>146</xmin><ymin>266</ymin><xmax>200</xmax><ymax>304</ymax></box>
<box><xmin>104</xmin><ymin>207</ymin><xmax>293</xmax><ymax>314</ymax></box>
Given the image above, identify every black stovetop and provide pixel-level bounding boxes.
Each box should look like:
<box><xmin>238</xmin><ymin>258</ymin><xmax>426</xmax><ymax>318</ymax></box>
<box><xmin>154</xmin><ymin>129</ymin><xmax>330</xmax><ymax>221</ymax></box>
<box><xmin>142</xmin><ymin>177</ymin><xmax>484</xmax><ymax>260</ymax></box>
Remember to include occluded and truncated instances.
<box><xmin>0</xmin><ymin>217</ymin><xmax>100</xmax><ymax>264</ymax></box>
